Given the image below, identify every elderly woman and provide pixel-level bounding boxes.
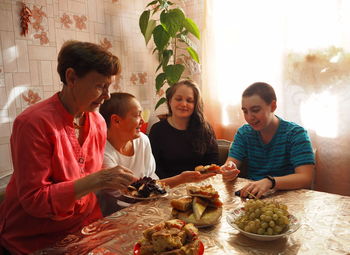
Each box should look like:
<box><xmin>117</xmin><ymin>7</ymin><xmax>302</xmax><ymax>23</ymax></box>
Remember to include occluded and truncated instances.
<box><xmin>97</xmin><ymin>92</ymin><xmax>216</xmax><ymax>216</ymax></box>
<box><xmin>0</xmin><ymin>41</ymin><xmax>137</xmax><ymax>254</ymax></box>
<box><xmin>149</xmin><ymin>80</ymin><xmax>219</xmax><ymax>179</ymax></box>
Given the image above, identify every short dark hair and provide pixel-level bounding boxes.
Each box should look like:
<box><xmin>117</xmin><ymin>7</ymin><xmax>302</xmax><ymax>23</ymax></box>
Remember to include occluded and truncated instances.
<box><xmin>242</xmin><ymin>82</ymin><xmax>277</xmax><ymax>104</ymax></box>
<box><xmin>99</xmin><ymin>92</ymin><xmax>136</xmax><ymax>128</ymax></box>
<box><xmin>57</xmin><ymin>40</ymin><xmax>121</xmax><ymax>85</ymax></box>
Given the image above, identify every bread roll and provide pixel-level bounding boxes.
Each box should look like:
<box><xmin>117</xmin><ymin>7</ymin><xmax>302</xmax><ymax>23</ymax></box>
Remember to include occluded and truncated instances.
<box><xmin>172</xmin><ymin>207</ymin><xmax>222</xmax><ymax>227</ymax></box>
<box><xmin>170</xmin><ymin>196</ymin><xmax>193</xmax><ymax>212</ymax></box>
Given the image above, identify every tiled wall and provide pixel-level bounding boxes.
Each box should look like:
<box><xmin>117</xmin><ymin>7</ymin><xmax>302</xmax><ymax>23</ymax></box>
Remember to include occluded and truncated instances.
<box><xmin>0</xmin><ymin>0</ymin><xmax>167</xmax><ymax>179</ymax></box>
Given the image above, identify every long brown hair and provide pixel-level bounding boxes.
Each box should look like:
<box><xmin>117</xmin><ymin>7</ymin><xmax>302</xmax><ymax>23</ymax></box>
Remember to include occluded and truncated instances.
<box><xmin>166</xmin><ymin>80</ymin><xmax>216</xmax><ymax>155</ymax></box>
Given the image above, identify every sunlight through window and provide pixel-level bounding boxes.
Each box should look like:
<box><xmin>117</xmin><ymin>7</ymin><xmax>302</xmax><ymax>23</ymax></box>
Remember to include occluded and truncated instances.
<box><xmin>300</xmin><ymin>91</ymin><xmax>338</xmax><ymax>138</ymax></box>
<box><xmin>0</xmin><ymin>86</ymin><xmax>28</xmax><ymax>123</ymax></box>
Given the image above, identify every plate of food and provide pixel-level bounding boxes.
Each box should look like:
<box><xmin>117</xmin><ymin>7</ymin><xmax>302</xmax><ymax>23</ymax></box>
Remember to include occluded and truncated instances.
<box><xmin>170</xmin><ymin>184</ymin><xmax>223</xmax><ymax>228</ymax></box>
<box><xmin>123</xmin><ymin>176</ymin><xmax>168</xmax><ymax>200</ymax></box>
<box><xmin>134</xmin><ymin>219</ymin><xmax>204</xmax><ymax>255</ymax></box>
<box><xmin>226</xmin><ymin>199</ymin><xmax>301</xmax><ymax>241</ymax></box>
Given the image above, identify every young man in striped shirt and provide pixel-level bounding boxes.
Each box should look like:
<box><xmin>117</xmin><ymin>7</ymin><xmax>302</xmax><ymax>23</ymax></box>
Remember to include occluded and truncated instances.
<box><xmin>222</xmin><ymin>82</ymin><xmax>315</xmax><ymax>198</ymax></box>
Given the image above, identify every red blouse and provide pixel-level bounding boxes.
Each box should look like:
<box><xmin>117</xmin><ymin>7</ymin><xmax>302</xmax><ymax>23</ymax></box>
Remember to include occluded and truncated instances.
<box><xmin>0</xmin><ymin>93</ymin><xmax>106</xmax><ymax>254</ymax></box>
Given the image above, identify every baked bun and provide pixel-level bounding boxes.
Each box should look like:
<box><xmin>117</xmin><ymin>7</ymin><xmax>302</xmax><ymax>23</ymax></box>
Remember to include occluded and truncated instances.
<box><xmin>171</xmin><ymin>185</ymin><xmax>223</xmax><ymax>227</ymax></box>
<box><xmin>186</xmin><ymin>185</ymin><xmax>219</xmax><ymax>199</ymax></box>
<box><xmin>194</xmin><ymin>164</ymin><xmax>221</xmax><ymax>174</ymax></box>
<box><xmin>170</xmin><ymin>196</ymin><xmax>193</xmax><ymax>212</ymax></box>
<box><xmin>138</xmin><ymin>220</ymin><xmax>200</xmax><ymax>255</ymax></box>
<box><xmin>172</xmin><ymin>207</ymin><xmax>223</xmax><ymax>227</ymax></box>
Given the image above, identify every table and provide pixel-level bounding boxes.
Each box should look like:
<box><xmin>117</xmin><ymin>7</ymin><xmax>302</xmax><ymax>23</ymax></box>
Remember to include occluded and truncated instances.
<box><xmin>34</xmin><ymin>176</ymin><xmax>350</xmax><ymax>255</ymax></box>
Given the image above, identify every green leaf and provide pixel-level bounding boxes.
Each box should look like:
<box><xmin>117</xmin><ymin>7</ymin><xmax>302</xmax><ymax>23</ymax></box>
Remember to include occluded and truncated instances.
<box><xmin>180</xmin><ymin>34</ymin><xmax>196</xmax><ymax>50</ymax></box>
<box><xmin>139</xmin><ymin>10</ymin><xmax>150</xmax><ymax>37</ymax></box>
<box><xmin>186</xmin><ymin>47</ymin><xmax>200</xmax><ymax>63</ymax></box>
<box><xmin>155</xmin><ymin>97</ymin><xmax>167</xmax><ymax>110</ymax></box>
<box><xmin>144</xmin><ymin>19</ymin><xmax>156</xmax><ymax>45</ymax></box>
<box><xmin>162</xmin><ymin>49</ymin><xmax>173</xmax><ymax>70</ymax></box>
<box><xmin>156</xmin><ymin>73</ymin><xmax>167</xmax><ymax>91</ymax></box>
<box><xmin>146</xmin><ymin>0</ymin><xmax>159</xmax><ymax>7</ymax></box>
<box><xmin>183</xmin><ymin>18</ymin><xmax>200</xmax><ymax>39</ymax></box>
<box><xmin>165</xmin><ymin>64</ymin><xmax>185</xmax><ymax>85</ymax></box>
<box><xmin>160</xmin><ymin>8</ymin><xmax>185</xmax><ymax>37</ymax></box>
<box><xmin>153</xmin><ymin>25</ymin><xmax>170</xmax><ymax>51</ymax></box>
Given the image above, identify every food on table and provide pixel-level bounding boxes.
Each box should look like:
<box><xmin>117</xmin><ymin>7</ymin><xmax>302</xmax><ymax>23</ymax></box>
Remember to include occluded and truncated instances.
<box><xmin>127</xmin><ymin>177</ymin><xmax>167</xmax><ymax>198</ymax></box>
<box><xmin>194</xmin><ymin>164</ymin><xmax>221</xmax><ymax>174</ymax></box>
<box><xmin>171</xmin><ymin>185</ymin><xmax>223</xmax><ymax>226</ymax></box>
<box><xmin>137</xmin><ymin>219</ymin><xmax>201</xmax><ymax>255</ymax></box>
<box><xmin>233</xmin><ymin>199</ymin><xmax>291</xmax><ymax>235</ymax></box>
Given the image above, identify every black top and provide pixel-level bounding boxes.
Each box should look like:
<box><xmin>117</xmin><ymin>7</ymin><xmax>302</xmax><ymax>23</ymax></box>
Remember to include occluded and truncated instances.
<box><xmin>149</xmin><ymin>119</ymin><xmax>219</xmax><ymax>179</ymax></box>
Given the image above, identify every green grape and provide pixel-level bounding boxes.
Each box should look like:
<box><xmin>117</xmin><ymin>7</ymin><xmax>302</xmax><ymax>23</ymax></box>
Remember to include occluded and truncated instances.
<box><xmin>249</xmin><ymin>212</ymin><xmax>256</xmax><ymax>220</ymax></box>
<box><xmin>266</xmin><ymin>227</ymin><xmax>273</xmax><ymax>235</ymax></box>
<box><xmin>257</xmin><ymin>228</ymin><xmax>264</xmax><ymax>235</ymax></box>
<box><xmin>265</xmin><ymin>210</ymin><xmax>273</xmax><ymax>216</ymax></box>
<box><xmin>261</xmin><ymin>222</ymin><xmax>268</xmax><ymax>229</ymax></box>
<box><xmin>233</xmin><ymin>199</ymin><xmax>291</xmax><ymax>235</ymax></box>
<box><xmin>264</xmin><ymin>215</ymin><xmax>272</xmax><ymax>222</ymax></box>
<box><xmin>274</xmin><ymin>225</ymin><xmax>283</xmax><ymax>233</ymax></box>
<box><xmin>272</xmin><ymin>213</ymin><xmax>278</xmax><ymax>221</ymax></box>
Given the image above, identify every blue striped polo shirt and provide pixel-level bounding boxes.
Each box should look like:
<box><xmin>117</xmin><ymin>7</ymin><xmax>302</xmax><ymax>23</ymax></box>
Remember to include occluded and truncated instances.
<box><xmin>228</xmin><ymin>116</ymin><xmax>315</xmax><ymax>180</ymax></box>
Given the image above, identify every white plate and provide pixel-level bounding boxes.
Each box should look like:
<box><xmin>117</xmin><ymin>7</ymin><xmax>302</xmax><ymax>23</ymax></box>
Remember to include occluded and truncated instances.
<box><xmin>122</xmin><ymin>192</ymin><xmax>168</xmax><ymax>201</ymax></box>
<box><xmin>226</xmin><ymin>208</ymin><xmax>301</xmax><ymax>241</ymax></box>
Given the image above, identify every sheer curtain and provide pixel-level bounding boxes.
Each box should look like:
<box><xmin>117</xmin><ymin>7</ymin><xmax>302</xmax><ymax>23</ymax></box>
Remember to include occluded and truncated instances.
<box><xmin>201</xmin><ymin>0</ymin><xmax>350</xmax><ymax>195</ymax></box>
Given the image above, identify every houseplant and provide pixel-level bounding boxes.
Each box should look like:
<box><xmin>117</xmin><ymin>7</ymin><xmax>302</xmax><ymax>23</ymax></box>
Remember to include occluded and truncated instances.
<box><xmin>139</xmin><ymin>0</ymin><xmax>200</xmax><ymax>109</ymax></box>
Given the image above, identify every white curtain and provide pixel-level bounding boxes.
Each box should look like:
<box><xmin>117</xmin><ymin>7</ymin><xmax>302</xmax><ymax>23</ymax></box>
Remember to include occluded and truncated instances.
<box><xmin>201</xmin><ymin>0</ymin><xmax>350</xmax><ymax>195</ymax></box>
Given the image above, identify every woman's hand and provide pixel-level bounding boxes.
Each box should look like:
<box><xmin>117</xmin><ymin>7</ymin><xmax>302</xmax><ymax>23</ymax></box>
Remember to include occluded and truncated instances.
<box><xmin>240</xmin><ymin>178</ymin><xmax>272</xmax><ymax>198</ymax></box>
<box><xmin>180</xmin><ymin>170</ymin><xmax>216</xmax><ymax>183</ymax></box>
<box><xmin>74</xmin><ymin>165</ymin><xmax>138</xmax><ymax>199</ymax></box>
<box><xmin>221</xmin><ymin>161</ymin><xmax>240</xmax><ymax>181</ymax></box>
<box><xmin>98</xmin><ymin>165</ymin><xmax>138</xmax><ymax>191</ymax></box>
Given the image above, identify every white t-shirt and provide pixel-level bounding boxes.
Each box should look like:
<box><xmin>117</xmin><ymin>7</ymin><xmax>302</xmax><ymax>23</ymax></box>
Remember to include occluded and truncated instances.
<box><xmin>103</xmin><ymin>133</ymin><xmax>158</xmax><ymax>179</ymax></box>
<box><xmin>100</xmin><ymin>133</ymin><xmax>159</xmax><ymax>204</ymax></box>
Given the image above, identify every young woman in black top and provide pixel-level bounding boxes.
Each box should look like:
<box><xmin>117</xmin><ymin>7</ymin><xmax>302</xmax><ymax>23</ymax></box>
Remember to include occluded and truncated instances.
<box><xmin>149</xmin><ymin>80</ymin><xmax>219</xmax><ymax>178</ymax></box>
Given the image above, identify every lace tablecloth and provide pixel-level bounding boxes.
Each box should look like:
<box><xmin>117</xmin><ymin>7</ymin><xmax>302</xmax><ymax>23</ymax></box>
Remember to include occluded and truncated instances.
<box><xmin>34</xmin><ymin>177</ymin><xmax>350</xmax><ymax>255</ymax></box>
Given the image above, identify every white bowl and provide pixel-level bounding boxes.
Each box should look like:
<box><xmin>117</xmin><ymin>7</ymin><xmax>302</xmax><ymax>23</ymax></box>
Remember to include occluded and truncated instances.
<box><xmin>226</xmin><ymin>208</ymin><xmax>301</xmax><ymax>241</ymax></box>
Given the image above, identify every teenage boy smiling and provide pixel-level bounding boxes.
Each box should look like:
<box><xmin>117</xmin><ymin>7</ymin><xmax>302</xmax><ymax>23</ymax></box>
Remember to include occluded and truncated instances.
<box><xmin>222</xmin><ymin>82</ymin><xmax>315</xmax><ymax>198</ymax></box>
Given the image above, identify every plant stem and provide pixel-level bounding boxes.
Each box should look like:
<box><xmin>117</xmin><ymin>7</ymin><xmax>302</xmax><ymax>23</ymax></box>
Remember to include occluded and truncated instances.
<box><xmin>174</xmin><ymin>38</ymin><xmax>177</xmax><ymax>65</ymax></box>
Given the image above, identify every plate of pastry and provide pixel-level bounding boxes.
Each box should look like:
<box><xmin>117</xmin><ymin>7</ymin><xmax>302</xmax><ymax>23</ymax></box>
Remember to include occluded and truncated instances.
<box><xmin>134</xmin><ymin>219</ymin><xmax>204</xmax><ymax>255</ymax></box>
<box><xmin>123</xmin><ymin>176</ymin><xmax>168</xmax><ymax>200</ymax></box>
<box><xmin>170</xmin><ymin>184</ymin><xmax>223</xmax><ymax>227</ymax></box>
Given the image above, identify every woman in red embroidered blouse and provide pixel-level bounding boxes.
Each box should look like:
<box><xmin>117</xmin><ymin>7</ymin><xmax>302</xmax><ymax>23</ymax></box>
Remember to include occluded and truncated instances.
<box><xmin>0</xmin><ymin>41</ymin><xmax>137</xmax><ymax>254</ymax></box>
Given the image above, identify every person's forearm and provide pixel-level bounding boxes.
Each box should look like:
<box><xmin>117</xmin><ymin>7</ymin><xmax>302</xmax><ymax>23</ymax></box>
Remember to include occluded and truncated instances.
<box><xmin>74</xmin><ymin>172</ymin><xmax>102</xmax><ymax>199</ymax></box>
<box><xmin>161</xmin><ymin>175</ymin><xmax>185</xmax><ymax>188</ymax></box>
<box><xmin>274</xmin><ymin>173</ymin><xmax>312</xmax><ymax>190</ymax></box>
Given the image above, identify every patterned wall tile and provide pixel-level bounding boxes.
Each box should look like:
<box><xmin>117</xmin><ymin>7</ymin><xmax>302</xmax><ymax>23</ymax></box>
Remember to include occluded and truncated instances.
<box><xmin>15</xmin><ymin>40</ymin><xmax>30</xmax><ymax>72</ymax></box>
<box><xmin>40</xmin><ymin>60</ymin><xmax>53</xmax><ymax>86</ymax></box>
<box><xmin>28</xmin><ymin>45</ymin><xmax>57</xmax><ymax>60</ymax></box>
<box><xmin>0</xmin><ymin>6</ymin><xmax>13</xmax><ymax>31</ymax></box>
<box><xmin>0</xmin><ymin>0</ymin><xmax>163</xmax><ymax>177</ymax></box>
<box><xmin>1</xmin><ymin>31</ymin><xmax>17</xmax><ymax>73</ymax></box>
